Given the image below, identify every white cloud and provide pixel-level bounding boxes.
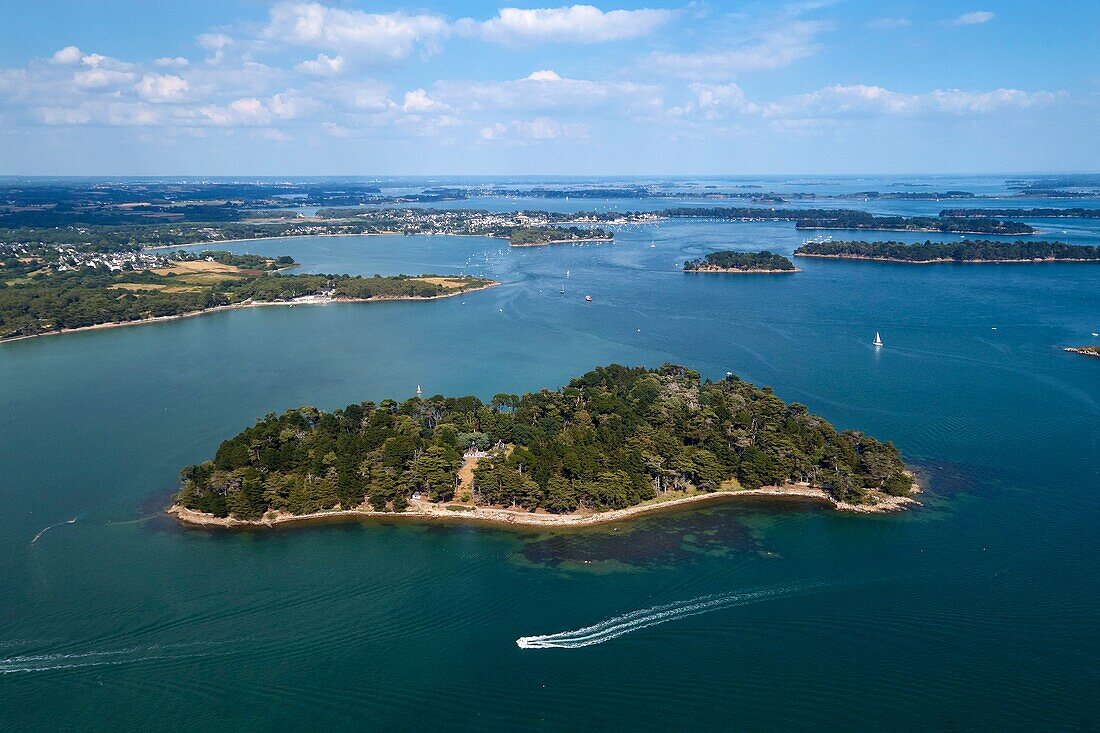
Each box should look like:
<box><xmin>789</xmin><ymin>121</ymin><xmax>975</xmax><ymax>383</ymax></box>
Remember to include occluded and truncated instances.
<box><xmin>948</xmin><ymin>11</ymin><xmax>995</xmax><ymax>26</ymax></box>
<box><xmin>196</xmin><ymin>97</ymin><xmax>270</xmax><ymax>125</ymax></box>
<box><xmin>135</xmin><ymin>73</ymin><xmax>189</xmax><ymax>102</ymax></box>
<box><xmin>73</xmin><ymin>68</ymin><xmax>138</xmax><ymax>90</ymax></box>
<box><xmin>323</xmin><ymin>121</ymin><xmax>352</xmax><ymax>137</ymax></box>
<box><xmin>263</xmin><ymin>2</ymin><xmax>448</xmax><ymax>60</ymax></box>
<box><xmin>671</xmin><ymin>83</ymin><xmax>1061</xmax><ymax>124</ymax></box>
<box><xmin>650</xmin><ymin>20</ymin><xmax>831</xmax><ymax>79</ymax></box>
<box><xmin>402</xmin><ymin>88</ymin><xmax>444</xmax><ymax>112</ymax></box>
<box><xmin>50</xmin><ymin>46</ymin><xmax>83</xmax><ymax>65</ymax></box>
<box><xmin>674</xmin><ymin>82</ymin><xmax>757</xmax><ymax>118</ymax></box>
<box><xmin>867</xmin><ymin>18</ymin><xmax>911</xmax><ymax>30</ymax></box>
<box><xmin>480</xmin><ymin>117</ymin><xmax>588</xmax><ymax>142</ymax></box>
<box><xmin>763</xmin><ymin>84</ymin><xmax>1058</xmax><ymax>119</ymax></box>
<box><xmin>526</xmin><ymin>70</ymin><xmax>561</xmax><ymax>82</ymax></box>
<box><xmin>434</xmin><ymin>70</ymin><xmax>661</xmax><ymax>113</ymax></box>
<box><xmin>39</xmin><ymin>106</ymin><xmax>92</xmax><ymax>124</ymax></box>
<box><xmin>197</xmin><ymin>33</ymin><xmax>234</xmax><ymax>50</ymax></box>
<box><xmin>295</xmin><ymin>53</ymin><xmax>344</xmax><ymax>76</ymax></box>
<box><xmin>155</xmin><ymin>57</ymin><xmax>190</xmax><ymax>68</ymax></box>
<box><xmin>466</xmin><ymin>5</ymin><xmax>674</xmax><ymax>45</ymax></box>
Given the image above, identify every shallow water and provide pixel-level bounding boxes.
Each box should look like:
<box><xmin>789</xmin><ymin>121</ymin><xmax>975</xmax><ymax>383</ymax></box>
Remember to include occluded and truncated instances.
<box><xmin>1</xmin><ymin>177</ymin><xmax>1097</xmax><ymax>730</ymax></box>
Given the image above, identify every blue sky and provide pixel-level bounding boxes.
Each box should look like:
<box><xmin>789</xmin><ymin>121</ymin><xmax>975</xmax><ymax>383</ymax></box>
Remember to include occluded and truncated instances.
<box><xmin>0</xmin><ymin>1</ymin><xmax>1096</xmax><ymax>175</ymax></box>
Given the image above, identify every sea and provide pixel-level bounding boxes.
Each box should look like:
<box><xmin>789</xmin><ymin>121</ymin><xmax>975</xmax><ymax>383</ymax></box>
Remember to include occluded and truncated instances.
<box><xmin>0</xmin><ymin>175</ymin><xmax>1097</xmax><ymax>730</ymax></box>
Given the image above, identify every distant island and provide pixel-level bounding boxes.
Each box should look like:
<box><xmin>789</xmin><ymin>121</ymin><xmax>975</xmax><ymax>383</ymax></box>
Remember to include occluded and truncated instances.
<box><xmin>656</xmin><ymin>207</ymin><xmax>1033</xmax><ymax>234</ymax></box>
<box><xmin>794</xmin><ymin>239</ymin><xmax>1100</xmax><ymax>264</ymax></box>
<box><xmin>169</xmin><ymin>364</ymin><xmax>916</xmax><ymax>529</ymax></box>
<box><xmin>1064</xmin><ymin>346</ymin><xmax>1100</xmax><ymax>358</ymax></box>
<box><xmin>509</xmin><ymin>226</ymin><xmax>612</xmax><ymax>247</ymax></box>
<box><xmin>941</xmin><ymin>208</ymin><xmax>1100</xmax><ymax>219</ymax></box>
<box><xmin>684</xmin><ymin>250</ymin><xmax>797</xmax><ymax>273</ymax></box>
<box><xmin>0</xmin><ymin>248</ymin><xmax>495</xmax><ymax>341</ymax></box>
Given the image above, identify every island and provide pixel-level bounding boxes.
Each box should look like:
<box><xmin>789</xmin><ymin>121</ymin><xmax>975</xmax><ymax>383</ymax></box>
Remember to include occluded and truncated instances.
<box><xmin>0</xmin><ymin>248</ymin><xmax>496</xmax><ymax>341</ymax></box>
<box><xmin>793</xmin><ymin>239</ymin><xmax>1100</xmax><ymax>264</ymax></box>
<box><xmin>683</xmin><ymin>250</ymin><xmax>797</xmax><ymax>273</ymax></box>
<box><xmin>1064</xmin><ymin>346</ymin><xmax>1100</xmax><ymax>358</ymax></box>
<box><xmin>168</xmin><ymin>363</ymin><xmax>917</xmax><ymax>529</ymax></box>
<box><xmin>509</xmin><ymin>226</ymin><xmax>613</xmax><ymax>247</ymax></box>
<box><xmin>941</xmin><ymin>208</ymin><xmax>1100</xmax><ymax>219</ymax></box>
<box><xmin>657</xmin><ymin>207</ymin><xmax>1034</xmax><ymax>234</ymax></box>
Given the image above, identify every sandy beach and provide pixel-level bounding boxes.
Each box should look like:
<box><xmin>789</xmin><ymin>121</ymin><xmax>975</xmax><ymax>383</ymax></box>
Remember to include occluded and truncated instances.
<box><xmin>168</xmin><ymin>484</ymin><xmax>920</xmax><ymax>531</ymax></box>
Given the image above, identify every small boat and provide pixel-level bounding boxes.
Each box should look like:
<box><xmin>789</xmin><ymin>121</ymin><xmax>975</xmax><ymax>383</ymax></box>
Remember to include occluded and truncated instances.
<box><xmin>873</xmin><ymin>332</ymin><xmax>884</xmax><ymax>347</ymax></box>
<box><xmin>585</xmin><ymin>295</ymin><xmax>593</xmax><ymax>302</ymax></box>
<box><xmin>560</xmin><ymin>286</ymin><xmax>565</xmax><ymax>294</ymax></box>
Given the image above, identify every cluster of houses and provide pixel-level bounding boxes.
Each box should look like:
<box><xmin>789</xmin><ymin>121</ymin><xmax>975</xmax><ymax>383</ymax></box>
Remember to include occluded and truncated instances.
<box><xmin>463</xmin><ymin>441</ymin><xmax>507</xmax><ymax>460</ymax></box>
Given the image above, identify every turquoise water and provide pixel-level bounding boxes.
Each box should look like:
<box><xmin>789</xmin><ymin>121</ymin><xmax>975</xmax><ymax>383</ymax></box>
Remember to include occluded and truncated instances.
<box><xmin>1</xmin><ymin>187</ymin><xmax>1098</xmax><ymax>730</ymax></box>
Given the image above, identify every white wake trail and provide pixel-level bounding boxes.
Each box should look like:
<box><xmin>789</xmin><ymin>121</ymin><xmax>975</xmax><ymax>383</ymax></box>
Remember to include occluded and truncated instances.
<box><xmin>31</xmin><ymin>517</ymin><xmax>77</xmax><ymax>544</ymax></box>
<box><xmin>517</xmin><ymin>583</ymin><xmax>821</xmax><ymax>649</ymax></box>
<box><xmin>0</xmin><ymin>642</ymin><xmax>221</xmax><ymax>675</ymax></box>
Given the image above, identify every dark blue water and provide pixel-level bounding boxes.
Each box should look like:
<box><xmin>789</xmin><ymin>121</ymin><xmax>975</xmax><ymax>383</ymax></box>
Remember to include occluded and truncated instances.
<box><xmin>1</xmin><ymin>180</ymin><xmax>1097</xmax><ymax>730</ymax></box>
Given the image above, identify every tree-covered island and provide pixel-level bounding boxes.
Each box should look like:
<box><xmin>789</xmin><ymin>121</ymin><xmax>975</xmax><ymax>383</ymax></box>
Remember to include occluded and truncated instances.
<box><xmin>655</xmin><ymin>207</ymin><xmax>1034</xmax><ymax>234</ymax></box>
<box><xmin>509</xmin><ymin>226</ymin><xmax>613</xmax><ymax>246</ymax></box>
<box><xmin>170</xmin><ymin>364</ymin><xmax>917</xmax><ymax>528</ymax></box>
<box><xmin>0</xmin><ymin>247</ymin><xmax>495</xmax><ymax>341</ymax></box>
<box><xmin>684</xmin><ymin>250</ymin><xmax>797</xmax><ymax>273</ymax></box>
<box><xmin>941</xmin><ymin>208</ymin><xmax>1100</xmax><ymax>219</ymax></box>
<box><xmin>793</xmin><ymin>239</ymin><xmax>1100</xmax><ymax>263</ymax></box>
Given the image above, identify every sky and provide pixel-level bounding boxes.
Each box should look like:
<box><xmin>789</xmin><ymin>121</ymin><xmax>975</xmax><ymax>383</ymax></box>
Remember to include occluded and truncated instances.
<box><xmin>0</xmin><ymin>0</ymin><xmax>1097</xmax><ymax>176</ymax></box>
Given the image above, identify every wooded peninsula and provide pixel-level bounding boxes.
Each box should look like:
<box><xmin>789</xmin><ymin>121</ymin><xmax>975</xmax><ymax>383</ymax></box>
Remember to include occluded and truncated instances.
<box><xmin>170</xmin><ymin>364</ymin><xmax>915</xmax><ymax>528</ymax></box>
<box><xmin>0</xmin><ymin>249</ymin><xmax>494</xmax><ymax>341</ymax></box>
<box><xmin>794</xmin><ymin>240</ymin><xmax>1100</xmax><ymax>263</ymax></box>
<box><xmin>683</xmin><ymin>250</ymin><xmax>797</xmax><ymax>272</ymax></box>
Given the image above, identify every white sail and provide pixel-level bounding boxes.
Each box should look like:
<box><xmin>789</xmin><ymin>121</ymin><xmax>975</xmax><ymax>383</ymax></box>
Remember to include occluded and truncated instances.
<box><xmin>873</xmin><ymin>332</ymin><xmax>883</xmax><ymax>347</ymax></box>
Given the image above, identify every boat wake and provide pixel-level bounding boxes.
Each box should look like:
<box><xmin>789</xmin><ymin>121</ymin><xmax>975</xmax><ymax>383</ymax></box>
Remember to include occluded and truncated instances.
<box><xmin>0</xmin><ymin>642</ymin><xmax>220</xmax><ymax>675</ymax></box>
<box><xmin>31</xmin><ymin>517</ymin><xmax>77</xmax><ymax>545</ymax></box>
<box><xmin>517</xmin><ymin>582</ymin><xmax>823</xmax><ymax>650</ymax></box>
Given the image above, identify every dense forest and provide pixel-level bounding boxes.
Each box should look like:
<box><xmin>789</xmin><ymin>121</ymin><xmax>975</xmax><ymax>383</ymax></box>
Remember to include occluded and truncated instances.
<box><xmin>173</xmin><ymin>364</ymin><xmax>913</xmax><ymax>520</ymax></box>
<box><xmin>684</xmin><ymin>250</ymin><xmax>795</xmax><ymax>271</ymax></box>
<box><xmin>794</xmin><ymin>239</ymin><xmax>1100</xmax><ymax>263</ymax></box>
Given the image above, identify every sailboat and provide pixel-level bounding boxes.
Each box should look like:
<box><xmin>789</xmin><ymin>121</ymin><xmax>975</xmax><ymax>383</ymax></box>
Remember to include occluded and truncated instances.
<box><xmin>873</xmin><ymin>332</ymin><xmax>884</xmax><ymax>347</ymax></box>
